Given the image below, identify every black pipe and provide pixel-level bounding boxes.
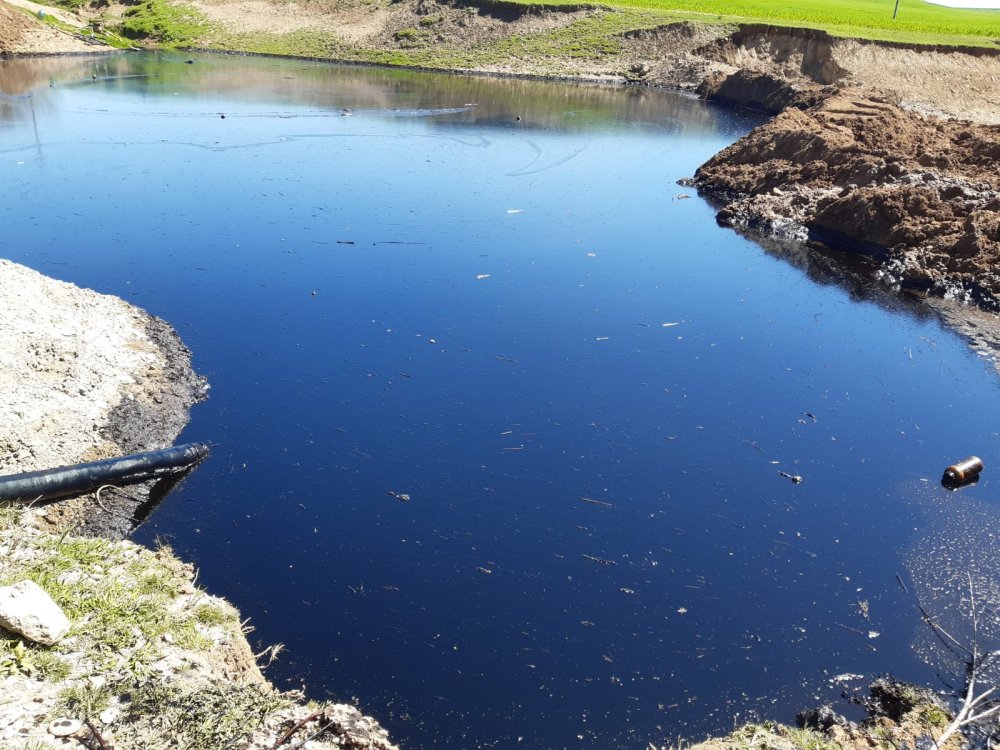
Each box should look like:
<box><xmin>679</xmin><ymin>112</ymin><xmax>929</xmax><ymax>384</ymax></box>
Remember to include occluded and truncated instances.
<box><xmin>0</xmin><ymin>443</ymin><xmax>211</xmax><ymax>503</ymax></box>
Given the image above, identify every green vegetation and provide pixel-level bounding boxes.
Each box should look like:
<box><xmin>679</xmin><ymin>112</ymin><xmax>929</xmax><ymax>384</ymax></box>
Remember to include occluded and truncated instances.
<box><xmin>512</xmin><ymin>0</ymin><xmax>1000</xmax><ymax>46</ymax></box>
<box><xmin>117</xmin><ymin>0</ymin><xmax>215</xmax><ymax>46</ymax></box>
<box><xmin>917</xmin><ymin>703</ymin><xmax>951</xmax><ymax>729</ymax></box>
<box><xmin>493</xmin><ymin>8</ymin><xmax>672</xmax><ymax>59</ymax></box>
<box><xmin>728</xmin><ymin>723</ymin><xmax>843</xmax><ymax>750</ymax></box>
<box><xmin>0</xmin><ymin>637</ymin><xmax>71</xmax><ymax>681</ymax></box>
<box><xmin>0</xmin><ymin>507</ymin><xmax>289</xmax><ymax>749</ymax></box>
<box><xmin>56</xmin><ymin>682</ymin><xmax>113</xmax><ymax>718</ymax></box>
<box><xmin>116</xmin><ymin>680</ymin><xmax>286</xmax><ymax>748</ymax></box>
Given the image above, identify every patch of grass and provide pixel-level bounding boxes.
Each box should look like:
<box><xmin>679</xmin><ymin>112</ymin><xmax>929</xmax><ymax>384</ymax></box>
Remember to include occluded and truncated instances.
<box><xmin>213</xmin><ymin>28</ymin><xmax>342</xmax><ymax>57</ymax></box>
<box><xmin>0</xmin><ymin>504</ymin><xmax>20</xmax><ymax>531</ymax></box>
<box><xmin>1</xmin><ymin>637</ymin><xmax>72</xmax><ymax>682</ymax></box>
<box><xmin>510</xmin><ymin>0</ymin><xmax>1000</xmax><ymax>47</ymax></box>
<box><xmin>116</xmin><ymin>679</ymin><xmax>287</xmax><ymax>749</ymax></box>
<box><xmin>729</xmin><ymin>722</ymin><xmax>843</xmax><ymax>750</ymax></box>
<box><xmin>55</xmin><ymin>682</ymin><xmax>112</xmax><ymax>719</ymax></box>
<box><xmin>917</xmin><ymin>703</ymin><xmax>951</xmax><ymax>729</ymax></box>
<box><xmin>0</xmin><ymin>638</ymin><xmax>70</xmax><ymax>680</ymax></box>
<box><xmin>117</xmin><ymin>0</ymin><xmax>214</xmax><ymax>46</ymax></box>
<box><xmin>493</xmin><ymin>8</ymin><xmax>673</xmax><ymax>59</ymax></box>
<box><xmin>0</xmin><ymin>529</ymin><xmax>241</xmax><ymax>679</ymax></box>
<box><xmin>193</xmin><ymin>603</ymin><xmax>229</xmax><ymax>626</ymax></box>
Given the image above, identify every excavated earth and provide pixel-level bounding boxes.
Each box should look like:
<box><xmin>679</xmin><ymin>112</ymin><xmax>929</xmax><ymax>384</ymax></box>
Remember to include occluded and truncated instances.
<box><xmin>695</xmin><ymin>87</ymin><xmax>1000</xmax><ymax>307</ymax></box>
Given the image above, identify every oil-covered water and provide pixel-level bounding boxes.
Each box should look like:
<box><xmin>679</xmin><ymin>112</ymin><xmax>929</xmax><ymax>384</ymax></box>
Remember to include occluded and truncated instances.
<box><xmin>3</xmin><ymin>51</ymin><xmax>999</xmax><ymax>750</ymax></box>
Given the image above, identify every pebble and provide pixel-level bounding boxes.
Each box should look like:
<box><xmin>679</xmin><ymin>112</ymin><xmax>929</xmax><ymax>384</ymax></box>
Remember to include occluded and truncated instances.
<box><xmin>48</xmin><ymin>718</ymin><xmax>81</xmax><ymax>737</ymax></box>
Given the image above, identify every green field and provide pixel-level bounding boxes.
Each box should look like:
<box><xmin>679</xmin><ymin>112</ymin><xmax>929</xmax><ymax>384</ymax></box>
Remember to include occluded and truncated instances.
<box><xmin>526</xmin><ymin>0</ymin><xmax>1000</xmax><ymax>46</ymax></box>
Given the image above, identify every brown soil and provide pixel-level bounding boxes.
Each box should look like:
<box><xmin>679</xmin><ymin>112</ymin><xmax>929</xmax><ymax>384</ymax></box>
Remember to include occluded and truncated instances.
<box><xmin>0</xmin><ymin>0</ymin><xmax>102</xmax><ymax>54</ymax></box>
<box><xmin>695</xmin><ymin>88</ymin><xmax>1000</xmax><ymax>309</ymax></box>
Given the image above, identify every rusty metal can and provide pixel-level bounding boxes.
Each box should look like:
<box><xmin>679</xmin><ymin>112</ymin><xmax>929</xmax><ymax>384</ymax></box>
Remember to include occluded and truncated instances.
<box><xmin>942</xmin><ymin>456</ymin><xmax>984</xmax><ymax>488</ymax></box>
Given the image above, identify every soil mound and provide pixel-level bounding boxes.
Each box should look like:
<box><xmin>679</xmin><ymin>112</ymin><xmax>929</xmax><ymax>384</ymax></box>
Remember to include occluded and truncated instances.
<box><xmin>0</xmin><ymin>1</ymin><xmax>32</xmax><ymax>51</ymax></box>
<box><xmin>695</xmin><ymin>90</ymin><xmax>1000</xmax><ymax>309</ymax></box>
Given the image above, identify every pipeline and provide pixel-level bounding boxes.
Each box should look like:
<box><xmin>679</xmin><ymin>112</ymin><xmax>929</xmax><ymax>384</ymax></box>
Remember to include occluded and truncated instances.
<box><xmin>0</xmin><ymin>443</ymin><xmax>210</xmax><ymax>504</ymax></box>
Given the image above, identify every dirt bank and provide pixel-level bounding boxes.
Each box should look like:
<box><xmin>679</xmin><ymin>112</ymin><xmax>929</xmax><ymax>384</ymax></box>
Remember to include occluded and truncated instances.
<box><xmin>694</xmin><ymin>89</ymin><xmax>1000</xmax><ymax>310</ymax></box>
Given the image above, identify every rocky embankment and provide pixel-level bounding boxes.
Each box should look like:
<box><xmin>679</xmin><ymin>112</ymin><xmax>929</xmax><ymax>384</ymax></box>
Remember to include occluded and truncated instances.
<box><xmin>0</xmin><ymin>260</ymin><xmax>397</xmax><ymax>750</ymax></box>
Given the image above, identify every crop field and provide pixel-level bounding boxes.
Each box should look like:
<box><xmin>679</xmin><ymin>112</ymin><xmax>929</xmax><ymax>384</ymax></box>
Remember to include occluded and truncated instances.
<box><xmin>525</xmin><ymin>0</ymin><xmax>1000</xmax><ymax>46</ymax></box>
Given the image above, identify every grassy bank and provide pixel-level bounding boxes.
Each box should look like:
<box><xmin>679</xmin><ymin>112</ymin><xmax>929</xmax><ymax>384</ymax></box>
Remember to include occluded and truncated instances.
<box><xmin>515</xmin><ymin>0</ymin><xmax>1000</xmax><ymax>45</ymax></box>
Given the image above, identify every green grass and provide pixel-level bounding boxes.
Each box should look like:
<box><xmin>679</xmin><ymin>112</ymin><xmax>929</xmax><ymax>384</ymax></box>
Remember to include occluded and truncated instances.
<box><xmin>117</xmin><ymin>0</ymin><xmax>215</xmax><ymax>46</ymax></box>
<box><xmin>512</xmin><ymin>0</ymin><xmax>1000</xmax><ymax>46</ymax></box>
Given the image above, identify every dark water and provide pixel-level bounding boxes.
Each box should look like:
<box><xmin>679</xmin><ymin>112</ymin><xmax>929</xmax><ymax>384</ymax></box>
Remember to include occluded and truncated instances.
<box><xmin>3</xmin><ymin>51</ymin><xmax>1000</xmax><ymax>750</ymax></box>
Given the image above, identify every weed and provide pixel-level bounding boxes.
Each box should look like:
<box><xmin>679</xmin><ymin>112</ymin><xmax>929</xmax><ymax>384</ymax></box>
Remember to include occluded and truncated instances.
<box><xmin>193</xmin><ymin>603</ymin><xmax>229</xmax><ymax>626</ymax></box>
<box><xmin>116</xmin><ymin>679</ymin><xmax>288</xmax><ymax>749</ymax></box>
<box><xmin>918</xmin><ymin>704</ymin><xmax>951</xmax><ymax>729</ymax></box>
<box><xmin>0</xmin><ymin>637</ymin><xmax>71</xmax><ymax>681</ymax></box>
<box><xmin>56</xmin><ymin>682</ymin><xmax>112</xmax><ymax>719</ymax></box>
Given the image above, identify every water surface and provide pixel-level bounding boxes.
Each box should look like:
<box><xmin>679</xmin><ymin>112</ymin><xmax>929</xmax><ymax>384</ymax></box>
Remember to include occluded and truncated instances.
<box><xmin>3</xmin><ymin>52</ymin><xmax>999</xmax><ymax>750</ymax></box>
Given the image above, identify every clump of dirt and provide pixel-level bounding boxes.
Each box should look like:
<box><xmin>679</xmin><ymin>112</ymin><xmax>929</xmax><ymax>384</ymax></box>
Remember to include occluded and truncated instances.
<box><xmin>694</xmin><ymin>89</ymin><xmax>1000</xmax><ymax>309</ymax></box>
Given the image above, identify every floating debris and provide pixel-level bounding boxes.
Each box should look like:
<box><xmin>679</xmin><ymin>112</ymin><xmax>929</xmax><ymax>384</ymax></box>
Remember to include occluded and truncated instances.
<box><xmin>387</xmin><ymin>490</ymin><xmax>411</xmax><ymax>502</ymax></box>
<box><xmin>582</xmin><ymin>554</ymin><xmax>617</xmax><ymax>566</ymax></box>
<box><xmin>941</xmin><ymin>455</ymin><xmax>983</xmax><ymax>489</ymax></box>
<box><xmin>476</xmin><ymin>274</ymin><xmax>491</xmax><ymax>280</ymax></box>
<box><xmin>661</xmin><ymin>322</ymin><xmax>681</xmax><ymax>328</ymax></box>
<box><xmin>579</xmin><ymin>497</ymin><xmax>613</xmax><ymax>508</ymax></box>
<box><xmin>506</xmin><ymin>209</ymin><xmax>524</xmax><ymax>214</ymax></box>
<box><xmin>778</xmin><ymin>470</ymin><xmax>803</xmax><ymax>484</ymax></box>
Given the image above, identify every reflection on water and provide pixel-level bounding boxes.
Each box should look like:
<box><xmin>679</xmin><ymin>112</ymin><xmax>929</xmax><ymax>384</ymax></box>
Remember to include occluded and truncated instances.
<box><xmin>3</xmin><ymin>51</ymin><xmax>1000</xmax><ymax>750</ymax></box>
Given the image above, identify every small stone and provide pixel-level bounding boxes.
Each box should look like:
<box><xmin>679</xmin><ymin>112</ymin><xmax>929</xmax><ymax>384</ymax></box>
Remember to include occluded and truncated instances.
<box><xmin>48</xmin><ymin>718</ymin><xmax>81</xmax><ymax>737</ymax></box>
<box><xmin>99</xmin><ymin>707</ymin><xmax>119</xmax><ymax>724</ymax></box>
<box><xmin>0</xmin><ymin>580</ymin><xmax>71</xmax><ymax>645</ymax></box>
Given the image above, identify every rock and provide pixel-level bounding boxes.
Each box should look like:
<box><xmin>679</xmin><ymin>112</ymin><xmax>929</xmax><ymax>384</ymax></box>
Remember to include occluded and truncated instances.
<box><xmin>0</xmin><ymin>580</ymin><xmax>70</xmax><ymax>645</ymax></box>
<box><xmin>48</xmin><ymin>717</ymin><xmax>82</xmax><ymax>737</ymax></box>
